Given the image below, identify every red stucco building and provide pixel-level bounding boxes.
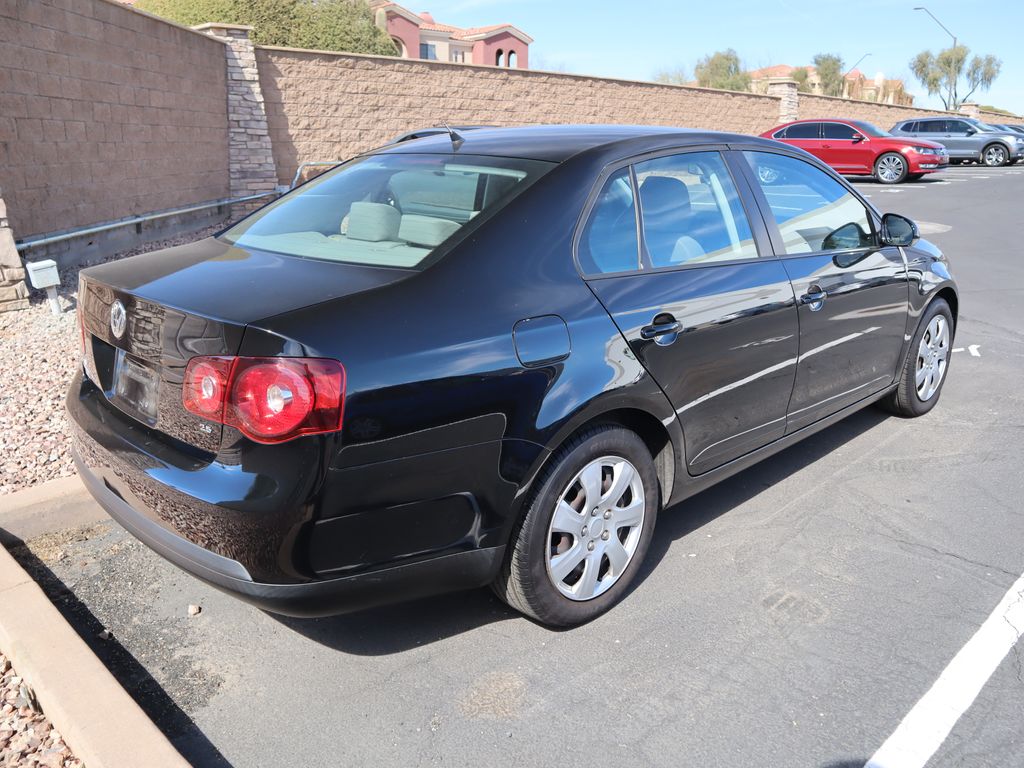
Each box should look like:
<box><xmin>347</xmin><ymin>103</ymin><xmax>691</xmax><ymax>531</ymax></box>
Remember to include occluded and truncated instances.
<box><xmin>369</xmin><ymin>2</ymin><xmax>532</xmax><ymax>68</ymax></box>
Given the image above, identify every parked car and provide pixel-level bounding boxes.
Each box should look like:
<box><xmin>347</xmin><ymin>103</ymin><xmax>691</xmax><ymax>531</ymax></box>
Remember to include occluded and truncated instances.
<box><xmin>890</xmin><ymin>117</ymin><xmax>1024</xmax><ymax>166</ymax></box>
<box><xmin>760</xmin><ymin>119</ymin><xmax>948</xmax><ymax>183</ymax></box>
<box><xmin>992</xmin><ymin>123</ymin><xmax>1024</xmax><ymax>137</ymax></box>
<box><xmin>69</xmin><ymin>125</ymin><xmax>958</xmax><ymax>627</ymax></box>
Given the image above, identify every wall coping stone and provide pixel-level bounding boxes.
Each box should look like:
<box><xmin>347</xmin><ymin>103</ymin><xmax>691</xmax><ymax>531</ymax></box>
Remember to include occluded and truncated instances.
<box><xmin>798</xmin><ymin>91</ymin><xmax>956</xmax><ymax>116</ymax></box>
<box><xmin>256</xmin><ymin>45</ymin><xmax>785</xmax><ymax>104</ymax></box>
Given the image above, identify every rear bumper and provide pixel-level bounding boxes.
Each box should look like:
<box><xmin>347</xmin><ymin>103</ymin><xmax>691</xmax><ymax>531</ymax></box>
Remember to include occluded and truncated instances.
<box><xmin>73</xmin><ymin>448</ymin><xmax>503</xmax><ymax>617</ymax></box>
<box><xmin>67</xmin><ymin>369</ymin><xmax>508</xmax><ymax>616</ymax></box>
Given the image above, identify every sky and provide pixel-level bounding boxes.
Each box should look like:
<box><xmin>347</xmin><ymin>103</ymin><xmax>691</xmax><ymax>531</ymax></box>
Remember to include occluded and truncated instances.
<box><xmin>415</xmin><ymin>0</ymin><xmax>1023</xmax><ymax>115</ymax></box>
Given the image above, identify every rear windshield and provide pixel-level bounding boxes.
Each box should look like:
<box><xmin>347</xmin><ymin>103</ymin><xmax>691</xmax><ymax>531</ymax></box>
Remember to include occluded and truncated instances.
<box><xmin>851</xmin><ymin>121</ymin><xmax>890</xmax><ymax>138</ymax></box>
<box><xmin>220</xmin><ymin>154</ymin><xmax>554</xmax><ymax>269</ymax></box>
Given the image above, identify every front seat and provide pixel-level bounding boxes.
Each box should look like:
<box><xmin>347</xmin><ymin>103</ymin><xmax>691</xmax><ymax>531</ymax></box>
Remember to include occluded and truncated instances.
<box><xmin>638</xmin><ymin>176</ymin><xmax>699</xmax><ymax>266</ymax></box>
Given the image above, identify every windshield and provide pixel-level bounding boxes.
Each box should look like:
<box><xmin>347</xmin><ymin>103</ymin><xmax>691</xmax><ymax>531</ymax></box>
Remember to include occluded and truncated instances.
<box><xmin>967</xmin><ymin>119</ymin><xmax>1001</xmax><ymax>133</ymax></box>
<box><xmin>220</xmin><ymin>154</ymin><xmax>554</xmax><ymax>269</ymax></box>
<box><xmin>852</xmin><ymin>121</ymin><xmax>890</xmax><ymax>138</ymax></box>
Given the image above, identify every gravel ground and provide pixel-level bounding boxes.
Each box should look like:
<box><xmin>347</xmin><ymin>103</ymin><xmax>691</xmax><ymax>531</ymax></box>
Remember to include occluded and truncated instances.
<box><xmin>0</xmin><ymin>225</ymin><xmax>222</xmax><ymax>496</ymax></box>
<box><xmin>0</xmin><ymin>652</ymin><xmax>83</xmax><ymax>768</ymax></box>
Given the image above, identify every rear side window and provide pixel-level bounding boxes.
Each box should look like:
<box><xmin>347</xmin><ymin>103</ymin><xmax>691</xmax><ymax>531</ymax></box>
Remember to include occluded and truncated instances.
<box><xmin>901</xmin><ymin>121</ymin><xmax>918</xmax><ymax>132</ymax></box>
<box><xmin>634</xmin><ymin>152</ymin><xmax>758</xmax><ymax>267</ymax></box>
<box><xmin>822</xmin><ymin>123</ymin><xmax>857</xmax><ymax>140</ymax></box>
<box><xmin>744</xmin><ymin>152</ymin><xmax>875</xmax><ymax>255</ymax></box>
<box><xmin>220</xmin><ymin>154</ymin><xmax>553</xmax><ymax>269</ymax></box>
<box><xmin>578</xmin><ymin>168</ymin><xmax>641</xmax><ymax>274</ymax></box>
<box><xmin>785</xmin><ymin>123</ymin><xmax>820</xmax><ymax>139</ymax></box>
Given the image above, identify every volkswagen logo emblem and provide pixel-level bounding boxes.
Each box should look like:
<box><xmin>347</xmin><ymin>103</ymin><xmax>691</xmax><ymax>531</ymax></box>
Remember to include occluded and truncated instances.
<box><xmin>110</xmin><ymin>299</ymin><xmax>127</xmax><ymax>339</ymax></box>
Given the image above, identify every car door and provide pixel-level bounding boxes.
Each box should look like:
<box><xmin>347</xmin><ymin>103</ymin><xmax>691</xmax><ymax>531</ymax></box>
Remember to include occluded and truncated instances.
<box><xmin>739</xmin><ymin>150</ymin><xmax>909</xmax><ymax>432</ymax></box>
<box><xmin>919</xmin><ymin>119</ymin><xmax>962</xmax><ymax>158</ymax></box>
<box><xmin>781</xmin><ymin>122</ymin><xmax>825</xmax><ymax>162</ymax></box>
<box><xmin>821</xmin><ymin>122</ymin><xmax>874</xmax><ymax>174</ymax></box>
<box><xmin>943</xmin><ymin>120</ymin><xmax>978</xmax><ymax>158</ymax></box>
<box><xmin>578</xmin><ymin>149</ymin><xmax>800</xmax><ymax>475</ymax></box>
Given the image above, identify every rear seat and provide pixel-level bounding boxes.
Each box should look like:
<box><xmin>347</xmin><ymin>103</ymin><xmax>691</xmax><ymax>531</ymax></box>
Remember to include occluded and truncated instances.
<box><xmin>244</xmin><ymin>203</ymin><xmax>463</xmax><ymax>267</ymax></box>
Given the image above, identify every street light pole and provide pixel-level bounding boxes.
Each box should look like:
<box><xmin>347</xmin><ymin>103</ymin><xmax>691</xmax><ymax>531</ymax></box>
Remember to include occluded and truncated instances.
<box><xmin>914</xmin><ymin>6</ymin><xmax>959</xmax><ymax>108</ymax></box>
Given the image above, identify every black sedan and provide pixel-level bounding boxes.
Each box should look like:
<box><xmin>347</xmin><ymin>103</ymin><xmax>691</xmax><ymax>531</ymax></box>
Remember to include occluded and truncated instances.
<box><xmin>69</xmin><ymin>125</ymin><xmax>958</xmax><ymax>627</ymax></box>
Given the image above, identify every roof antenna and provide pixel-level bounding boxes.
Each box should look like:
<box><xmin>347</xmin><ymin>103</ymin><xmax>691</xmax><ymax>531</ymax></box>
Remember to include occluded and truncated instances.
<box><xmin>438</xmin><ymin>120</ymin><xmax>464</xmax><ymax>149</ymax></box>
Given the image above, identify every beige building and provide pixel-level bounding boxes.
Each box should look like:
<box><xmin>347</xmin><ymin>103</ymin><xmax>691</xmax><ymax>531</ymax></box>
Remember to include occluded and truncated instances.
<box><xmin>749</xmin><ymin>64</ymin><xmax>913</xmax><ymax>106</ymax></box>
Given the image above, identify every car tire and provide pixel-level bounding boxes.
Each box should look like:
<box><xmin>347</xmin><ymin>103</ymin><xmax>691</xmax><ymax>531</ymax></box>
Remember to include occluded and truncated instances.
<box><xmin>493</xmin><ymin>425</ymin><xmax>660</xmax><ymax>627</ymax></box>
<box><xmin>880</xmin><ymin>298</ymin><xmax>954</xmax><ymax>417</ymax></box>
<box><xmin>982</xmin><ymin>143</ymin><xmax>1009</xmax><ymax>167</ymax></box>
<box><xmin>875</xmin><ymin>152</ymin><xmax>908</xmax><ymax>184</ymax></box>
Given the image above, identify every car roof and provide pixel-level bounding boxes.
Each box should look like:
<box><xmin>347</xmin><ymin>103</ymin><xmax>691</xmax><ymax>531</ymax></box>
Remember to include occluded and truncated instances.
<box><xmin>374</xmin><ymin>124</ymin><xmax>783</xmax><ymax>163</ymax></box>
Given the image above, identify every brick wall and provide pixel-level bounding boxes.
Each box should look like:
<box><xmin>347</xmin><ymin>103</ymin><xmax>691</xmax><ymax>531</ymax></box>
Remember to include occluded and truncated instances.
<box><xmin>0</xmin><ymin>0</ymin><xmax>230</xmax><ymax>239</ymax></box>
<box><xmin>257</xmin><ymin>48</ymin><xmax>784</xmax><ymax>188</ymax></box>
<box><xmin>796</xmin><ymin>94</ymin><xmax>956</xmax><ymax>129</ymax></box>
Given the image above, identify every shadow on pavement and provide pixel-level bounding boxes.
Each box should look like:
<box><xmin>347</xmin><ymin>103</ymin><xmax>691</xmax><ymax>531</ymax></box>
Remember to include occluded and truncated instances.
<box><xmin>4</xmin><ymin>538</ymin><xmax>232</xmax><ymax>767</ymax></box>
<box><xmin>639</xmin><ymin>407</ymin><xmax>890</xmax><ymax>582</ymax></box>
<box><xmin>279</xmin><ymin>407</ymin><xmax>891</xmax><ymax>654</ymax></box>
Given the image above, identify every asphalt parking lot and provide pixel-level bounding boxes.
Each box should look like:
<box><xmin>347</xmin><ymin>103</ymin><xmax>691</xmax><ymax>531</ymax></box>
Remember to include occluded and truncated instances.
<box><xmin>13</xmin><ymin>164</ymin><xmax>1024</xmax><ymax>768</ymax></box>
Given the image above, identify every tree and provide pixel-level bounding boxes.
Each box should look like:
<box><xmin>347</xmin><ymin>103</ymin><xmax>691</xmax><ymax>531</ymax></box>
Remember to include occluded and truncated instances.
<box><xmin>791</xmin><ymin>67</ymin><xmax>812</xmax><ymax>93</ymax></box>
<box><xmin>291</xmin><ymin>0</ymin><xmax>398</xmax><ymax>55</ymax></box>
<box><xmin>136</xmin><ymin>0</ymin><xmax>396</xmax><ymax>54</ymax></box>
<box><xmin>694</xmin><ymin>50</ymin><xmax>750</xmax><ymax>92</ymax></box>
<box><xmin>653</xmin><ymin>67</ymin><xmax>689</xmax><ymax>86</ymax></box>
<box><xmin>813</xmin><ymin>53</ymin><xmax>845</xmax><ymax>97</ymax></box>
<box><xmin>909</xmin><ymin>46</ymin><xmax>1001</xmax><ymax>110</ymax></box>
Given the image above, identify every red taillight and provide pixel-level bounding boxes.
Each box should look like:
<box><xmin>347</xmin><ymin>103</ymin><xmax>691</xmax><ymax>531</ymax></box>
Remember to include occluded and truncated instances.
<box><xmin>183</xmin><ymin>356</ymin><xmax>345</xmax><ymax>444</ymax></box>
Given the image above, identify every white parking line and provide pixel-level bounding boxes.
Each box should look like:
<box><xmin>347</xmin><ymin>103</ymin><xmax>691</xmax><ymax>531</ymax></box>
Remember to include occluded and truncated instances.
<box><xmin>864</xmin><ymin>571</ymin><xmax>1024</xmax><ymax>768</ymax></box>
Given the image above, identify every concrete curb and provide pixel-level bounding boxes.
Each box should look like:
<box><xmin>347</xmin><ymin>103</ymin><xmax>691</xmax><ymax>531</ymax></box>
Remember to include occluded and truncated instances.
<box><xmin>0</xmin><ymin>474</ymin><xmax>107</xmax><ymax>545</ymax></box>
<box><xmin>0</xmin><ymin>543</ymin><xmax>189</xmax><ymax>767</ymax></box>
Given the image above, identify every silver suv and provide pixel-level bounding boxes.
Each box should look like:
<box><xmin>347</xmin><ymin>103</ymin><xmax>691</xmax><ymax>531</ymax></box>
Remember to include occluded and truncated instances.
<box><xmin>890</xmin><ymin>117</ymin><xmax>1024</xmax><ymax>167</ymax></box>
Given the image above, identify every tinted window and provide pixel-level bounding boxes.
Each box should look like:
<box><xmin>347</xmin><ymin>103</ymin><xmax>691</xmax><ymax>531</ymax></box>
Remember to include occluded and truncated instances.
<box><xmin>902</xmin><ymin>122</ymin><xmax>918</xmax><ymax>132</ymax></box>
<box><xmin>634</xmin><ymin>152</ymin><xmax>758</xmax><ymax>267</ymax></box>
<box><xmin>221</xmin><ymin>154</ymin><xmax>552</xmax><ymax>269</ymax></box>
<box><xmin>947</xmin><ymin>121</ymin><xmax>971</xmax><ymax>134</ymax></box>
<box><xmin>786</xmin><ymin>123</ymin><xmax>820</xmax><ymax>139</ymax></box>
<box><xmin>919</xmin><ymin>120</ymin><xmax>948</xmax><ymax>133</ymax></box>
<box><xmin>822</xmin><ymin>123</ymin><xmax>858</xmax><ymax>140</ymax></box>
<box><xmin>744</xmin><ymin>152</ymin><xmax>875</xmax><ymax>255</ymax></box>
<box><xmin>578</xmin><ymin>168</ymin><xmax>640</xmax><ymax>274</ymax></box>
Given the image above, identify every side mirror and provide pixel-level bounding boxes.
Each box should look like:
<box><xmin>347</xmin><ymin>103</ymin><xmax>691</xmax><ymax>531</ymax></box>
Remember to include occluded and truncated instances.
<box><xmin>851</xmin><ymin>133</ymin><xmax>865</xmax><ymax>143</ymax></box>
<box><xmin>880</xmin><ymin>213</ymin><xmax>918</xmax><ymax>247</ymax></box>
<box><xmin>964</xmin><ymin>127</ymin><xmax>976</xmax><ymax>135</ymax></box>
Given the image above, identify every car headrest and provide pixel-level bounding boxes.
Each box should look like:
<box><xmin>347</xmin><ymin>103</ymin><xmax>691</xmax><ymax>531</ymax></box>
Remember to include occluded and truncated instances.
<box><xmin>399</xmin><ymin>215</ymin><xmax>460</xmax><ymax>247</ymax></box>
<box><xmin>639</xmin><ymin>176</ymin><xmax>691</xmax><ymax>218</ymax></box>
<box><xmin>346</xmin><ymin>202</ymin><xmax>401</xmax><ymax>242</ymax></box>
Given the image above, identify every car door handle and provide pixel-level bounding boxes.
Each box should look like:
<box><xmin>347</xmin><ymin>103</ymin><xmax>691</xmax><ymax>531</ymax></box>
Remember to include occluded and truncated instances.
<box><xmin>800</xmin><ymin>287</ymin><xmax>827</xmax><ymax>310</ymax></box>
<box><xmin>640</xmin><ymin>320</ymin><xmax>683</xmax><ymax>340</ymax></box>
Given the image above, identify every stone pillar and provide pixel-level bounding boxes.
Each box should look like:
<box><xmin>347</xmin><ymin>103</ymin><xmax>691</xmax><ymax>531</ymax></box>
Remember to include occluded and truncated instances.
<box><xmin>766</xmin><ymin>78</ymin><xmax>799</xmax><ymax>124</ymax></box>
<box><xmin>194</xmin><ymin>23</ymin><xmax>278</xmax><ymax>214</ymax></box>
<box><xmin>0</xmin><ymin>191</ymin><xmax>29</xmax><ymax>313</ymax></box>
<box><xmin>958</xmin><ymin>102</ymin><xmax>980</xmax><ymax>119</ymax></box>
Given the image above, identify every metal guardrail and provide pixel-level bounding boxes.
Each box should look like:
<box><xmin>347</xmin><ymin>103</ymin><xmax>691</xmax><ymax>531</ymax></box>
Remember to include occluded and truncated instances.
<box><xmin>14</xmin><ymin>190</ymin><xmax>280</xmax><ymax>253</ymax></box>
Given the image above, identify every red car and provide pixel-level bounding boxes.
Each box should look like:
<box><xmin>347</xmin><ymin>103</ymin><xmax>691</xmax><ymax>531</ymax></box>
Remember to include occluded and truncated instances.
<box><xmin>760</xmin><ymin>119</ymin><xmax>949</xmax><ymax>184</ymax></box>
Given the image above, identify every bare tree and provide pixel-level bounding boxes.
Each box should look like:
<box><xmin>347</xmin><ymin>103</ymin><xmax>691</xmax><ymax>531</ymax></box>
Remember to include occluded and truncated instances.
<box><xmin>909</xmin><ymin>45</ymin><xmax>1001</xmax><ymax>110</ymax></box>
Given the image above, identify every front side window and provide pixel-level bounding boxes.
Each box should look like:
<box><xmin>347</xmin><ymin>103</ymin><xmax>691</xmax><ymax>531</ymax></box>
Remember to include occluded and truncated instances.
<box><xmin>947</xmin><ymin>120</ymin><xmax>971</xmax><ymax>134</ymax></box>
<box><xmin>220</xmin><ymin>154</ymin><xmax>553</xmax><ymax>269</ymax></box>
<box><xmin>822</xmin><ymin>123</ymin><xmax>858</xmax><ymax>140</ymax></box>
<box><xmin>744</xmin><ymin>152</ymin><xmax>875</xmax><ymax>255</ymax></box>
<box><xmin>634</xmin><ymin>152</ymin><xmax>758</xmax><ymax>267</ymax></box>
<box><xmin>578</xmin><ymin>168</ymin><xmax>640</xmax><ymax>275</ymax></box>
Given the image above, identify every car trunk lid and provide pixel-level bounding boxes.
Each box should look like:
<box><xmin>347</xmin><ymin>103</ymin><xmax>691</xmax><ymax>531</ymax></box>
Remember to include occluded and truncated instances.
<box><xmin>79</xmin><ymin>237</ymin><xmax>414</xmax><ymax>451</ymax></box>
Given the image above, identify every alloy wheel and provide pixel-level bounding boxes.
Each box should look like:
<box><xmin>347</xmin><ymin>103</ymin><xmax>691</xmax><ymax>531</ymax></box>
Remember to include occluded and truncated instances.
<box><xmin>546</xmin><ymin>456</ymin><xmax>645</xmax><ymax>601</ymax></box>
<box><xmin>877</xmin><ymin>155</ymin><xmax>905</xmax><ymax>183</ymax></box>
<box><xmin>916</xmin><ymin>315</ymin><xmax>949</xmax><ymax>401</ymax></box>
<box><xmin>984</xmin><ymin>145</ymin><xmax>1007</xmax><ymax>166</ymax></box>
